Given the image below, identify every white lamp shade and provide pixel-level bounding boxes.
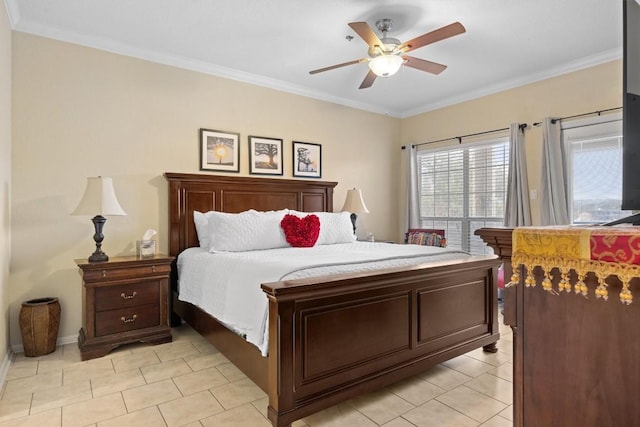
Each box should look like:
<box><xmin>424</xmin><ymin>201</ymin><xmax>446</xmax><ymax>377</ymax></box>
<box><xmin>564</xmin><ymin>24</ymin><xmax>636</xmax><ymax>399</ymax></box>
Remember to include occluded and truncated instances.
<box><xmin>368</xmin><ymin>55</ymin><xmax>403</xmax><ymax>77</ymax></box>
<box><xmin>341</xmin><ymin>188</ymin><xmax>370</xmax><ymax>214</ymax></box>
<box><xmin>72</xmin><ymin>176</ymin><xmax>127</xmax><ymax>216</ymax></box>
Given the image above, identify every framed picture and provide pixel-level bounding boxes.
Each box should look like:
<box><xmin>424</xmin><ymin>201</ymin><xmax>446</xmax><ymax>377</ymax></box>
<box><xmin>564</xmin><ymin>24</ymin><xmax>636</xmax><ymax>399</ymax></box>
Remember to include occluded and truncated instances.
<box><xmin>249</xmin><ymin>136</ymin><xmax>283</xmax><ymax>175</ymax></box>
<box><xmin>293</xmin><ymin>141</ymin><xmax>322</xmax><ymax>178</ymax></box>
<box><xmin>200</xmin><ymin>128</ymin><xmax>240</xmax><ymax>172</ymax></box>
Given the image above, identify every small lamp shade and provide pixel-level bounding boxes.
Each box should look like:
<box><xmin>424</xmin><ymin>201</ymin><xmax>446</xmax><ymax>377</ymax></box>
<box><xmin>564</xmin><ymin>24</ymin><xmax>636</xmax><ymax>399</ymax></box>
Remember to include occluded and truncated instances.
<box><xmin>341</xmin><ymin>188</ymin><xmax>369</xmax><ymax>235</ymax></box>
<box><xmin>72</xmin><ymin>177</ymin><xmax>126</xmax><ymax>262</ymax></box>
<box><xmin>72</xmin><ymin>177</ymin><xmax>127</xmax><ymax>216</ymax></box>
<box><xmin>341</xmin><ymin>188</ymin><xmax>370</xmax><ymax>214</ymax></box>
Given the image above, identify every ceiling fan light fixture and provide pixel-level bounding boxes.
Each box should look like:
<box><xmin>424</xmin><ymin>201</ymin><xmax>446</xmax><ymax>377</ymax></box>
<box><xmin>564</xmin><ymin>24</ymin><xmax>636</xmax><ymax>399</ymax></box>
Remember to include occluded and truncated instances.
<box><xmin>310</xmin><ymin>20</ymin><xmax>465</xmax><ymax>89</ymax></box>
<box><xmin>368</xmin><ymin>54</ymin><xmax>403</xmax><ymax>77</ymax></box>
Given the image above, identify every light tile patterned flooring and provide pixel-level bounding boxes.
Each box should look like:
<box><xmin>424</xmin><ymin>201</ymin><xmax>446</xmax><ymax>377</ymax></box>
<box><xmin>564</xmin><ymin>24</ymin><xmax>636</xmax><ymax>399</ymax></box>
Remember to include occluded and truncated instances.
<box><xmin>0</xmin><ymin>317</ymin><xmax>513</xmax><ymax>427</ymax></box>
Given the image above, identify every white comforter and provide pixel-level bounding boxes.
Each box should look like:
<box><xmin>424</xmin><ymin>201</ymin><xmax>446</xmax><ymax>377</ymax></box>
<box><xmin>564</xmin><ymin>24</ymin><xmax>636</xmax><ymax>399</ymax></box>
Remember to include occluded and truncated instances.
<box><xmin>177</xmin><ymin>242</ymin><xmax>470</xmax><ymax>355</ymax></box>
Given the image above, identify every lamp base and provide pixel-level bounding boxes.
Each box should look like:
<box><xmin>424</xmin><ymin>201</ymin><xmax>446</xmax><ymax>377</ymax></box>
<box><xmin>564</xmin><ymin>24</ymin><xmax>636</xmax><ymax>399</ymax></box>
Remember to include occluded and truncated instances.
<box><xmin>88</xmin><ymin>251</ymin><xmax>109</xmax><ymax>263</ymax></box>
<box><xmin>350</xmin><ymin>213</ymin><xmax>357</xmax><ymax>234</ymax></box>
<box><xmin>88</xmin><ymin>215</ymin><xmax>109</xmax><ymax>263</ymax></box>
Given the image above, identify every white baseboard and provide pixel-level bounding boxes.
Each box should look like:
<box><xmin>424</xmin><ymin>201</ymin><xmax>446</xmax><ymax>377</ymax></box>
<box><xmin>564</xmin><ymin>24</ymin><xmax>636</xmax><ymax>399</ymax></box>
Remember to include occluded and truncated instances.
<box><xmin>0</xmin><ymin>348</ymin><xmax>13</xmax><ymax>389</ymax></box>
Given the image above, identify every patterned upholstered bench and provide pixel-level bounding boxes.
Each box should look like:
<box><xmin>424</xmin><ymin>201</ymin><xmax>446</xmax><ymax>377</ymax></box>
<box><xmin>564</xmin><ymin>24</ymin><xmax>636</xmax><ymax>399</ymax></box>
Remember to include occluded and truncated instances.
<box><xmin>404</xmin><ymin>228</ymin><xmax>446</xmax><ymax>247</ymax></box>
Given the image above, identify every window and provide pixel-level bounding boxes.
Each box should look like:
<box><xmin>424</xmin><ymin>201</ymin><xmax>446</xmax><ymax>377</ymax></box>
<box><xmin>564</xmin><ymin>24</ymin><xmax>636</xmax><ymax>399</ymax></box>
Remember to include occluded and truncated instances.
<box><xmin>563</xmin><ymin>115</ymin><xmax>630</xmax><ymax>224</ymax></box>
<box><xmin>416</xmin><ymin>137</ymin><xmax>509</xmax><ymax>255</ymax></box>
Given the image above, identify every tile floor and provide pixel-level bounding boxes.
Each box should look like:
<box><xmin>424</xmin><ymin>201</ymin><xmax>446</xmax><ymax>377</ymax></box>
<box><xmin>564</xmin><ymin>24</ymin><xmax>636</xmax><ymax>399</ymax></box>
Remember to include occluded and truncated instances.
<box><xmin>0</xmin><ymin>318</ymin><xmax>513</xmax><ymax>427</ymax></box>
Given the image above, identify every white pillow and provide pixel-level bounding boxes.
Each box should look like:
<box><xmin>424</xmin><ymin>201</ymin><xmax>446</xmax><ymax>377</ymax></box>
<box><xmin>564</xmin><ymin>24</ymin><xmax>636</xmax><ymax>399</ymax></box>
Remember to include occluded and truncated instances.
<box><xmin>289</xmin><ymin>211</ymin><xmax>356</xmax><ymax>245</ymax></box>
<box><xmin>193</xmin><ymin>210</ymin><xmax>215</xmax><ymax>249</ymax></box>
<box><xmin>208</xmin><ymin>209</ymin><xmax>289</xmax><ymax>252</ymax></box>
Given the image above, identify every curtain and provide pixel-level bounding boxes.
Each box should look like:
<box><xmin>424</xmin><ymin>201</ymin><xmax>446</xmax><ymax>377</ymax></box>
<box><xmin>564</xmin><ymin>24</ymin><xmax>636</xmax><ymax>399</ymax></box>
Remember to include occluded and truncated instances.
<box><xmin>504</xmin><ymin>123</ymin><xmax>532</xmax><ymax>227</ymax></box>
<box><xmin>540</xmin><ymin>117</ymin><xmax>570</xmax><ymax>225</ymax></box>
<box><xmin>404</xmin><ymin>146</ymin><xmax>420</xmax><ymax>231</ymax></box>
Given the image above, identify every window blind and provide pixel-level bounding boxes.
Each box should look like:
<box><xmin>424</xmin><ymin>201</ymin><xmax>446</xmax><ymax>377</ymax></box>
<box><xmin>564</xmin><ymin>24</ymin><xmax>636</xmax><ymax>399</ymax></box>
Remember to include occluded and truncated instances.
<box><xmin>416</xmin><ymin>139</ymin><xmax>509</xmax><ymax>255</ymax></box>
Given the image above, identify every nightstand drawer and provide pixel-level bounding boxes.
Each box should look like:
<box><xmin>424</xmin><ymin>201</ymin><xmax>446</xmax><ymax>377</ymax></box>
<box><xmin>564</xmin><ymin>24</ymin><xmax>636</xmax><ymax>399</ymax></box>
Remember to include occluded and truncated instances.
<box><xmin>95</xmin><ymin>282</ymin><xmax>159</xmax><ymax>312</ymax></box>
<box><xmin>95</xmin><ymin>304</ymin><xmax>159</xmax><ymax>336</ymax></box>
<box><xmin>77</xmin><ymin>255</ymin><xmax>173</xmax><ymax>360</ymax></box>
<box><xmin>81</xmin><ymin>264</ymin><xmax>171</xmax><ymax>283</ymax></box>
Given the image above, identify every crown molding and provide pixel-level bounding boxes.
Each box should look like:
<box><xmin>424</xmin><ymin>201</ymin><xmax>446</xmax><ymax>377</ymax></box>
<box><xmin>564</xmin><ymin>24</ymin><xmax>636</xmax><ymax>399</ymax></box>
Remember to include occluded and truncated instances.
<box><xmin>10</xmin><ymin>7</ymin><xmax>620</xmax><ymax>120</ymax></box>
<box><xmin>13</xmin><ymin>17</ymin><xmax>401</xmax><ymax>118</ymax></box>
<box><xmin>401</xmin><ymin>47</ymin><xmax>623</xmax><ymax>118</ymax></box>
<box><xmin>3</xmin><ymin>0</ymin><xmax>19</xmax><ymax>28</ymax></box>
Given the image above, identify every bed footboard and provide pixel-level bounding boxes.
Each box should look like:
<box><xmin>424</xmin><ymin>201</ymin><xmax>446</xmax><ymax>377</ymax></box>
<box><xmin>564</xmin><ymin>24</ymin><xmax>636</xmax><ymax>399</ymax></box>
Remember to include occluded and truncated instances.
<box><xmin>261</xmin><ymin>256</ymin><xmax>500</xmax><ymax>427</ymax></box>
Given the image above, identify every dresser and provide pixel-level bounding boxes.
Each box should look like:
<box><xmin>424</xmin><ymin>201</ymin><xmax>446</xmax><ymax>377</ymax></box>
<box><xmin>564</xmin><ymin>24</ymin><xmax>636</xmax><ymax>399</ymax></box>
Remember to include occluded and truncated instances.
<box><xmin>477</xmin><ymin>227</ymin><xmax>640</xmax><ymax>427</ymax></box>
<box><xmin>76</xmin><ymin>255</ymin><xmax>173</xmax><ymax>360</ymax></box>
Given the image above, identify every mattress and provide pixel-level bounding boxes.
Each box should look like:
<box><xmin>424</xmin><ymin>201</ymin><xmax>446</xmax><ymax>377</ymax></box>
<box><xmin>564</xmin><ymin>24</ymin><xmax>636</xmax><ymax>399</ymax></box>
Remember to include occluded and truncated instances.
<box><xmin>177</xmin><ymin>241</ymin><xmax>471</xmax><ymax>355</ymax></box>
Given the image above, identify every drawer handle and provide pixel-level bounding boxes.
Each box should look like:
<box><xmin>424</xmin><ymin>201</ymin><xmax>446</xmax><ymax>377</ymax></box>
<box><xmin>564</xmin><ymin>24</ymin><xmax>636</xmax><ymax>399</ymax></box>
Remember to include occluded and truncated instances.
<box><xmin>120</xmin><ymin>291</ymin><xmax>137</xmax><ymax>300</ymax></box>
<box><xmin>102</xmin><ymin>270</ymin><xmax>107</xmax><ymax>278</ymax></box>
<box><xmin>120</xmin><ymin>314</ymin><xmax>137</xmax><ymax>323</ymax></box>
<box><xmin>152</xmin><ymin>265</ymin><xmax>156</xmax><ymax>273</ymax></box>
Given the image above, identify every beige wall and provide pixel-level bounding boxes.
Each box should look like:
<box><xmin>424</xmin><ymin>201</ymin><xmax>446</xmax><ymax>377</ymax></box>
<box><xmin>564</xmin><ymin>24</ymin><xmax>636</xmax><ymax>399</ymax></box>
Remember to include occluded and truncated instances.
<box><xmin>10</xmin><ymin>32</ymin><xmax>401</xmax><ymax>347</ymax></box>
<box><xmin>400</xmin><ymin>60</ymin><xmax>622</xmax><ymax>225</ymax></box>
<box><xmin>9</xmin><ymin>30</ymin><xmax>624</xmax><ymax>349</ymax></box>
<box><xmin>0</xmin><ymin>1</ymin><xmax>11</xmax><ymax>359</ymax></box>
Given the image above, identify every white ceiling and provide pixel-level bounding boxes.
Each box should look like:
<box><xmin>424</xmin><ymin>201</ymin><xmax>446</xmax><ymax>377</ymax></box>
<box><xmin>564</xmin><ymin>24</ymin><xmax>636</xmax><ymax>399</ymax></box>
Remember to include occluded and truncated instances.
<box><xmin>5</xmin><ymin>0</ymin><xmax>623</xmax><ymax>118</ymax></box>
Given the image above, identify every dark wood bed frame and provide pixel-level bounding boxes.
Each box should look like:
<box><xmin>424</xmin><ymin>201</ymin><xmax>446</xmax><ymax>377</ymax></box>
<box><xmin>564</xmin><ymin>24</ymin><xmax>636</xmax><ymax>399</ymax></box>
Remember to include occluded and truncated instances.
<box><xmin>166</xmin><ymin>172</ymin><xmax>501</xmax><ymax>427</ymax></box>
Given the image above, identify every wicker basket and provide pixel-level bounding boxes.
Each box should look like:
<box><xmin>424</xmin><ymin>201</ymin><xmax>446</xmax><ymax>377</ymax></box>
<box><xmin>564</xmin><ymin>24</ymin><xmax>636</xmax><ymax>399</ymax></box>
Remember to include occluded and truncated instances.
<box><xmin>19</xmin><ymin>297</ymin><xmax>61</xmax><ymax>357</ymax></box>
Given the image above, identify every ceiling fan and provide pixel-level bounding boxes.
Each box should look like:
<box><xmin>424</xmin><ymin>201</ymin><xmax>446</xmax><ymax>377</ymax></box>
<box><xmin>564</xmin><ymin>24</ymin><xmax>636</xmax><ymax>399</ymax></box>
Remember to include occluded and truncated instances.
<box><xmin>309</xmin><ymin>18</ymin><xmax>466</xmax><ymax>89</ymax></box>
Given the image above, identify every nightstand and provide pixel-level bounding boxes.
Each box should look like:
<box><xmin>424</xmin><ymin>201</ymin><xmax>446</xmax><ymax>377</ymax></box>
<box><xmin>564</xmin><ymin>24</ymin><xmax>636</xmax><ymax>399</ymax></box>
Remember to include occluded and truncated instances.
<box><xmin>76</xmin><ymin>254</ymin><xmax>173</xmax><ymax>360</ymax></box>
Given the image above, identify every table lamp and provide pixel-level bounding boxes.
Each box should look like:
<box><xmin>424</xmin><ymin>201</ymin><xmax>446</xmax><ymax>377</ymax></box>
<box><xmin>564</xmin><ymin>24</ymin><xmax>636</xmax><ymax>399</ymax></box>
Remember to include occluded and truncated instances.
<box><xmin>341</xmin><ymin>188</ymin><xmax>369</xmax><ymax>234</ymax></box>
<box><xmin>72</xmin><ymin>176</ymin><xmax>127</xmax><ymax>262</ymax></box>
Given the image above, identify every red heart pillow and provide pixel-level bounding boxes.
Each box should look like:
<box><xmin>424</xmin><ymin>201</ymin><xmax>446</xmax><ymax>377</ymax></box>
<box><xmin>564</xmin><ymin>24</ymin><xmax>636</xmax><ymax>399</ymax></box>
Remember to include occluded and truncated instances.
<box><xmin>280</xmin><ymin>214</ymin><xmax>320</xmax><ymax>247</ymax></box>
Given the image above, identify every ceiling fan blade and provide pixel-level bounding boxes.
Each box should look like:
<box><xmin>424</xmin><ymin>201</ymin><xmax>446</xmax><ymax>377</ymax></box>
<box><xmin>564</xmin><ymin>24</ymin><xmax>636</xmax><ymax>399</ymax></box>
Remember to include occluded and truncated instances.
<box><xmin>309</xmin><ymin>59</ymin><xmax>365</xmax><ymax>74</ymax></box>
<box><xmin>402</xmin><ymin>56</ymin><xmax>447</xmax><ymax>75</ymax></box>
<box><xmin>348</xmin><ymin>22</ymin><xmax>385</xmax><ymax>49</ymax></box>
<box><xmin>359</xmin><ymin>70</ymin><xmax>377</xmax><ymax>89</ymax></box>
<box><xmin>399</xmin><ymin>22</ymin><xmax>466</xmax><ymax>53</ymax></box>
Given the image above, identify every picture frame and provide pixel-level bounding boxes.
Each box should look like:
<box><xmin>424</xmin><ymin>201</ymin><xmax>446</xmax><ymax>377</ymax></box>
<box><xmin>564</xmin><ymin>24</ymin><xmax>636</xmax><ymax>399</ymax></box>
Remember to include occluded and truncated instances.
<box><xmin>293</xmin><ymin>141</ymin><xmax>322</xmax><ymax>178</ymax></box>
<box><xmin>249</xmin><ymin>136</ymin><xmax>284</xmax><ymax>175</ymax></box>
<box><xmin>200</xmin><ymin>128</ymin><xmax>240</xmax><ymax>172</ymax></box>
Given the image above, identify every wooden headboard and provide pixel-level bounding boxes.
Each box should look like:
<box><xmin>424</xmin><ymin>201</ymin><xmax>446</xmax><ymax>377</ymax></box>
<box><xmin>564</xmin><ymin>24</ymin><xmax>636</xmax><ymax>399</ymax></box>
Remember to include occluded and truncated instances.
<box><xmin>165</xmin><ymin>173</ymin><xmax>338</xmax><ymax>256</ymax></box>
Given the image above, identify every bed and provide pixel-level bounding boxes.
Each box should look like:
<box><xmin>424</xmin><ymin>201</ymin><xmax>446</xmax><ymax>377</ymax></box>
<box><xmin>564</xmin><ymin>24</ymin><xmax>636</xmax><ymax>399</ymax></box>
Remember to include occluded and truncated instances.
<box><xmin>166</xmin><ymin>172</ymin><xmax>500</xmax><ymax>427</ymax></box>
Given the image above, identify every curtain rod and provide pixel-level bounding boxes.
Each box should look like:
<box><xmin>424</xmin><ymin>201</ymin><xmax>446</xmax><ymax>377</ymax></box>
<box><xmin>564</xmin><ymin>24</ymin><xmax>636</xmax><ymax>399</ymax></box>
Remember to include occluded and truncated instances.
<box><xmin>532</xmin><ymin>106</ymin><xmax>622</xmax><ymax>127</ymax></box>
<box><xmin>401</xmin><ymin>123</ymin><xmax>527</xmax><ymax>150</ymax></box>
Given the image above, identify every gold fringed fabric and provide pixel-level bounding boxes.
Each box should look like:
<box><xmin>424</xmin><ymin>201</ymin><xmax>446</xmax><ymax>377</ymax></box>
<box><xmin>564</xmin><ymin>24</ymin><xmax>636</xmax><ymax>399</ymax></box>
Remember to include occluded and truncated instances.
<box><xmin>510</xmin><ymin>226</ymin><xmax>640</xmax><ymax>305</ymax></box>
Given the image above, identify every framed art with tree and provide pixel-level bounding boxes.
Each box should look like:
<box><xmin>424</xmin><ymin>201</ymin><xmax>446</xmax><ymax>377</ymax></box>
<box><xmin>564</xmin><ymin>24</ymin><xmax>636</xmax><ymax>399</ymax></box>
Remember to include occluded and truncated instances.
<box><xmin>200</xmin><ymin>128</ymin><xmax>240</xmax><ymax>173</ymax></box>
<box><xmin>249</xmin><ymin>136</ymin><xmax>283</xmax><ymax>175</ymax></box>
<box><xmin>293</xmin><ymin>141</ymin><xmax>321</xmax><ymax>178</ymax></box>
